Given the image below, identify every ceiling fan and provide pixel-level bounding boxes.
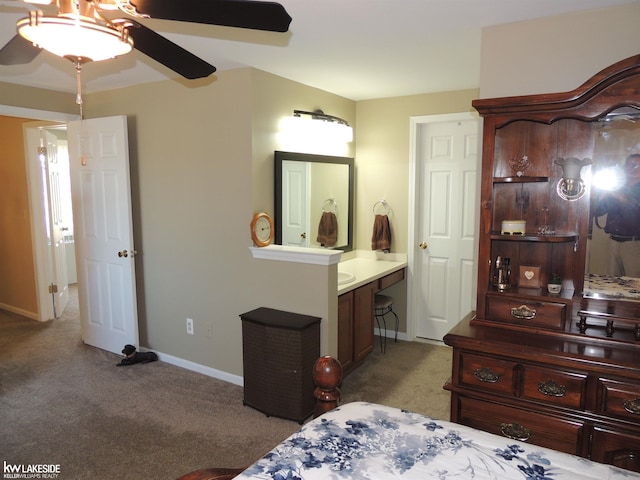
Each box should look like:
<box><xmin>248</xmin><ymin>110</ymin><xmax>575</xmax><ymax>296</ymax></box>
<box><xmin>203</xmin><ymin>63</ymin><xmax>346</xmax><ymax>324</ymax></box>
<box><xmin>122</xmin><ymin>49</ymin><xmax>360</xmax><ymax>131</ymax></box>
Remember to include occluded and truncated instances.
<box><xmin>0</xmin><ymin>0</ymin><xmax>292</xmax><ymax>79</ymax></box>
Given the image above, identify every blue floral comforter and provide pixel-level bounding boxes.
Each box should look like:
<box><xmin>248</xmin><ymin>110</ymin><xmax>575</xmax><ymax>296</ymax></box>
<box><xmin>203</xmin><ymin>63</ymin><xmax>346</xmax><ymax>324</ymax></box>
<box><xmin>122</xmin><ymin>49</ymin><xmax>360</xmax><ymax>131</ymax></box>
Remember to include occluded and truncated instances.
<box><xmin>235</xmin><ymin>402</ymin><xmax>640</xmax><ymax>479</ymax></box>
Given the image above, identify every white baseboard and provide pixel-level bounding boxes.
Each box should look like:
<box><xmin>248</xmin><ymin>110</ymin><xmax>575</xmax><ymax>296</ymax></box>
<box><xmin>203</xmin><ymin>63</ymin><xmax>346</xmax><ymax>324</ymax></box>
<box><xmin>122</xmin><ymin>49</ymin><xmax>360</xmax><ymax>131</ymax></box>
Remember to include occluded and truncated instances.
<box><xmin>0</xmin><ymin>303</ymin><xmax>39</xmax><ymax>320</ymax></box>
<box><xmin>374</xmin><ymin>328</ymin><xmax>407</xmax><ymax>342</ymax></box>
<box><xmin>149</xmin><ymin>349</ymin><xmax>244</xmax><ymax>387</ymax></box>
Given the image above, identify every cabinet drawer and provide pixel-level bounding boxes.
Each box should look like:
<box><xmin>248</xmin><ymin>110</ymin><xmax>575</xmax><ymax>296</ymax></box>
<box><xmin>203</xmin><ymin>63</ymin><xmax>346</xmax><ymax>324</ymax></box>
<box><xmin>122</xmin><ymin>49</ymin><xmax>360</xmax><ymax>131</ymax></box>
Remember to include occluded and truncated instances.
<box><xmin>591</xmin><ymin>426</ymin><xmax>640</xmax><ymax>473</ymax></box>
<box><xmin>486</xmin><ymin>295</ymin><xmax>566</xmax><ymax>330</ymax></box>
<box><xmin>378</xmin><ymin>268</ymin><xmax>405</xmax><ymax>290</ymax></box>
<box><xmin>458</xmin><ymin>396</ymin><xmax>584</xmax><ymax>455</ymax></box>
<box><xmin>520</xmin><ymin>365</ymin><xmax>587</xmax><ymax>409</ymax></box>
<box><xmin>459</xmin><ymin>352</ymin><xmax>516</xmax><ymax>396</ymax></box>
<box><xmin>599</xmin><ymin>378</ymin><xmax>640</xmax><ymax>422</ymax></box>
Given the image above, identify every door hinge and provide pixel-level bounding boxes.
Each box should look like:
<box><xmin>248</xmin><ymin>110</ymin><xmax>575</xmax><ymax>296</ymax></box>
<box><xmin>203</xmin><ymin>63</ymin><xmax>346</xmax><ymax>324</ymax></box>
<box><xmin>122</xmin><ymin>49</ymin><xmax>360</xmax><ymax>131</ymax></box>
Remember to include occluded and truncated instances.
<box><xmin>48</xmin><ymin>283</ymin><xmax>58</xmax><ymax>294</ymax></box>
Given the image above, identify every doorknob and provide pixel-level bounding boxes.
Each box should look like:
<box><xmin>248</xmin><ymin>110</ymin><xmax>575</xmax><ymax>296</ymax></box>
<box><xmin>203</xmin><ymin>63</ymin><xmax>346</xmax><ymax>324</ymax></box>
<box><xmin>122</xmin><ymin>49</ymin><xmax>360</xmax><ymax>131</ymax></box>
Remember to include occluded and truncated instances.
<box><xmin>419</xmin><ymin>242</ymin><xmax>428</xmax><ymax>249</ymax></box>
<box><xmin>118</xmin><ymin>250</ymin><xmax>128</xmax><ymax>258</ymax></box>
<box><xmin>301</xmin><ymin>232</ymin><xmax>306</xmax><ymax>239</ymax></box>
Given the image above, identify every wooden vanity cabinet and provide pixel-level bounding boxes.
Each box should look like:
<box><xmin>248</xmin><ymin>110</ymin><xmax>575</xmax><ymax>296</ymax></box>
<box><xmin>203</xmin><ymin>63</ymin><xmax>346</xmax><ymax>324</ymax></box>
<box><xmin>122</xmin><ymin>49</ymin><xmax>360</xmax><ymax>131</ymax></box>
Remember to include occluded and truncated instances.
<box><xmin>444</xmin><ymin>55</ymin><xmax>640</xmax><ymax>473</ymax></box>
<box><xmin>338</xmin><ymin>282</ymin><xmax>375</xmax><ymax>376</ymax></box>
<box><xmin>338</xmin><ymin>268</ymin><xmax>406</xmax><ymax>376</ymax></box>
<box><xmin>337</xmin><ymin>291</ymin><xmax>355</xmax><ymax>373</ymax></box>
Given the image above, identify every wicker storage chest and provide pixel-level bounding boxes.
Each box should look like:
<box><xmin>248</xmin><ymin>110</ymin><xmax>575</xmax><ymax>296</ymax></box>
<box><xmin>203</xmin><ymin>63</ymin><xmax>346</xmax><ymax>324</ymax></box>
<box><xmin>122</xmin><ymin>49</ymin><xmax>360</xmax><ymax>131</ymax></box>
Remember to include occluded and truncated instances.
<box><xmin>240</xmin><ymin>307</ymin><xmax>321</xmax><ymax>423</ymax></box>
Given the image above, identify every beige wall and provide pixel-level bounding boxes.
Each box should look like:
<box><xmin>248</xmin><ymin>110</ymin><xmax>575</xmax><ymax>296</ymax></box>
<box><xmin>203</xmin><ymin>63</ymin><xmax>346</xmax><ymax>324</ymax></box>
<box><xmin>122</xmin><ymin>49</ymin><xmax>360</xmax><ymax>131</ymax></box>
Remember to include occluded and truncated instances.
<box><xmin>0</xmin><ymin>116</ymin><xmax>38</xmax><ymax>316</ymax></box>
<box><xmin>0</xmin><ymin>82</ymin><xmax>76</xmax><ymax>115</ymax></box>
<box><xmin>353</xmin><ymin>90</ymin><xmax>479</xmax><ymax>333</ymax></box>
<box><xmin>354</xmin><ymin>91</ymin><xmax>479</xmax><ymax>253</ymax></box>
<box><xmin>81</xmin><ymin>70</ymin><xmax>260</xmax><ymax>374</ymax></box>
<box><xmin>74</xmin><ymin>68</ymin><xmax>355</xmax><ymax>374</ymax></box>
<box><xmin>479</xmin><ymin>3</ymin><xmax>640</xmax><ymax>98</ymax></box>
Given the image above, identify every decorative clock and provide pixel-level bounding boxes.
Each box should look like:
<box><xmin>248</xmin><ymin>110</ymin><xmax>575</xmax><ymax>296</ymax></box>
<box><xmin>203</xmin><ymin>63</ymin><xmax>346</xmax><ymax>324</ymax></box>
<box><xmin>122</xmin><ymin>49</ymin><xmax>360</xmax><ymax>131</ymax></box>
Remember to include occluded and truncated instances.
<box><xmin>250</xmin><ymin>212</ymin><xmax>274</xmax><ymax>247</ymax></box>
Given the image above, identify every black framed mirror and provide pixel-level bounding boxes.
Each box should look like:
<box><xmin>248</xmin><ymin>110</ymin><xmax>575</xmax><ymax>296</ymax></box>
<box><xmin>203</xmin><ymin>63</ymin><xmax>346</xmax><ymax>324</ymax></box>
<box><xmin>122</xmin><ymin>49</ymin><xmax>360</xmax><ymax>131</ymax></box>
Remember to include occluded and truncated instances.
<box><xmin>274</xmin><ymin>151</ymin><xmax>354</xmax><ymax>252</ymax></box>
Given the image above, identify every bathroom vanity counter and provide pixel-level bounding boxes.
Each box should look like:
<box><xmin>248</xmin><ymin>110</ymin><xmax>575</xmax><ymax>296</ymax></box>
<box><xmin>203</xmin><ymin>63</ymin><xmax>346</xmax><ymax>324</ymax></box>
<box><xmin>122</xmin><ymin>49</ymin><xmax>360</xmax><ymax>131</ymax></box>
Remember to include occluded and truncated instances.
<box><xmin>337</xmin><ymin>256</ymin><xmax>407</xmax><ymax>295</ymax></box>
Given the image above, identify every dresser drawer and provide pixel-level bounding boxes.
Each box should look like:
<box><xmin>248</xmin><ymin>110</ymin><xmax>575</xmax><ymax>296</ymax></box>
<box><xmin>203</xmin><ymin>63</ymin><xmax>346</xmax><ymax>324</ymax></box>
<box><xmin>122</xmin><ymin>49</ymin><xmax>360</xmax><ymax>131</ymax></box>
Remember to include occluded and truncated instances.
<box><xmin>458</xmin><ymin>396</ymin><xmax>584</xmax><ymax>455</ymax></box>
<box><xmin>378</xmin><ymin>268</ymin><xmax>405</xmax><ymax>290</ymax></box>
<box><xmin>599</xmin><ymin>378</ymin><xmax>640</xmax><ymax>422</ymax></box>
<box><xmin>520</xmin><ymin>365</ymin><xmax>587</xmax><ymax>409</ymax></box>
<box><xmin>486</xmin><ymin>295</ymin><xmax>566</xmax><ymax>330</ymax></box>
<box><xmin>591</xmin><ymin>426</ymin><xmax>640</xmax><ymax>473</ymax></box>
<box><xmin>458</xmin><ymin>352</ymin><xmax>516</xmax><ymax>396</ymax></box>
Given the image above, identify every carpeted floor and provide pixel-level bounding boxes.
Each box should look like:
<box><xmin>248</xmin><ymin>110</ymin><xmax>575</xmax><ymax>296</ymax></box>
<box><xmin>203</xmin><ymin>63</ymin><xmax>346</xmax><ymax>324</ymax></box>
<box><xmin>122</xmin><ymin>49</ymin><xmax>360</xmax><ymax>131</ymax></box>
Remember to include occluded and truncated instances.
<box><xmin>0</xmin><ymin>287</ymin><xmax>451</xmax><ymax>480</ymax></box>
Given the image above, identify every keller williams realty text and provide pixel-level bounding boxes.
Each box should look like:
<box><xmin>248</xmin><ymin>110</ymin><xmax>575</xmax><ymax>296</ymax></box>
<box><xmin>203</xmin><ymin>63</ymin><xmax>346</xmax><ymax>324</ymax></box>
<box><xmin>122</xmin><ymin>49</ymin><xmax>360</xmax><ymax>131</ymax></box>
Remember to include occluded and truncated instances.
<box><xmin>3</xmin><ymin>462</ymin><xmax>60</xmax><ymax>479</ymax></box>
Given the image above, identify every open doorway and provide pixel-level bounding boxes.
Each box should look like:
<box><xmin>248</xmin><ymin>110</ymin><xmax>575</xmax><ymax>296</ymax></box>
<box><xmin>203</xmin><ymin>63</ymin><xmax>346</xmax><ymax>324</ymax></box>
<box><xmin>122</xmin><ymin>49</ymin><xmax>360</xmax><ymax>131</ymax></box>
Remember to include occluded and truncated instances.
<box><xmin>0</xmin><ymin>105</ymin><xmax>77</xmax><ymax>322</ymax></box>
<box><xmin>25</xmin><ymin>123</ymin><xmax>76</xmax><ymax>320</ymax></box>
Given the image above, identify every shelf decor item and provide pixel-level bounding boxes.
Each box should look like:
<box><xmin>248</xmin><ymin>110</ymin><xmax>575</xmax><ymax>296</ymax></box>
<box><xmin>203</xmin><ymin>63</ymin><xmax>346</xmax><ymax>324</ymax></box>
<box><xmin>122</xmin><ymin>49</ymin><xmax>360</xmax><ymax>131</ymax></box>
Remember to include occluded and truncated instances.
<box><xmin>548</xmin><ymin>273</ymin><xmax>562</xmax><ymax>294</ymax></box>
<box><xmin>509</xmin><ymin>155</ymin><xmax>531</xmax><ymax>177</ymax></box>
<box><xmin>519</xmin><ymin>266</ymin><xmax>541</xmax><ymax>288</ymax></box>
<box><xmin>501</xmin><ymin>220</ymin><xmax>526</xmax><ymax>235</ymax></box>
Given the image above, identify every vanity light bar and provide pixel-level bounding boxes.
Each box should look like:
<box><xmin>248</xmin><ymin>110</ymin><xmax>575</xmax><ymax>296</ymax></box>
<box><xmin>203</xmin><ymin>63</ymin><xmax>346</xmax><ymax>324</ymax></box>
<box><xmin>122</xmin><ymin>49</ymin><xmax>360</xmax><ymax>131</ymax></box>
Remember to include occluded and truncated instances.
<box><xmin>293</xmin><ymin>109</ymin><xmax>350</xmax><ymax>126</ymax></box>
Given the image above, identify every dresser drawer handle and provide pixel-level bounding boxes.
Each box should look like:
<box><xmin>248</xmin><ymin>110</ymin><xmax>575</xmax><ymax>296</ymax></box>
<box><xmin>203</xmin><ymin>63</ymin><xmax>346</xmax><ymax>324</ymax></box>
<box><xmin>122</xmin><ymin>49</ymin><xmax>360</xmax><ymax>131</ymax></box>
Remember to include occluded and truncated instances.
<box><xmin>500</xmin><ymin>422</ymin><xmax>532</xmax><ymax>441</ymax></box>
<box><xmin>473</xmin><ymin>367</ymin><xmax>500</xmax><ymax>383</ymax></box>
<box><xmin>623</xmin><ymin>398</ymin><xmax>640</xmax><ymax>415</ymax></box>
<box><xmin>538</xmin><ymin>379</ymin><xmax>567</xmax><ymax>397</ymax></box>
<box><xmin>511</xmin><ymin>305</ymin><xmax>536</xmax><ymax>319</ymax></box>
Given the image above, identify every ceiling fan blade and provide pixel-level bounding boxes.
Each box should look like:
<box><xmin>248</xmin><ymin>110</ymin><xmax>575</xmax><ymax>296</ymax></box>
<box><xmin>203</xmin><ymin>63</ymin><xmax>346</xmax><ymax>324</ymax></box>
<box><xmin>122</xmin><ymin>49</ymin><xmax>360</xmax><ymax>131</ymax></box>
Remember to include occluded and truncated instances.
<box><xmin>125</xmin><ymin>20</ymin><xmax>216</xmax><ymax>79</ymax></box>
<box><xmin>0</xmin><ymin>34</ymin><xmax>41</xmax><ymax>66</ymax></box>
<box><xmin>130</xmin><ymin>0</ymin><xmax>292</xmax><ymax>32</ymax></box>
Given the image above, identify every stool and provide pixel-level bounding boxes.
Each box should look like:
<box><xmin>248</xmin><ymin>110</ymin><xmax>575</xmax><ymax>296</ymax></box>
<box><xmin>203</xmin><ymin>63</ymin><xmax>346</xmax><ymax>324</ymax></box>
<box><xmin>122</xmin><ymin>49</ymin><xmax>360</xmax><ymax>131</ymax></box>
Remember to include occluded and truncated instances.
<box><xmin>374</xmin><ymin>294</ymin><xmax>399</xmax><ymax>354</ymax></box>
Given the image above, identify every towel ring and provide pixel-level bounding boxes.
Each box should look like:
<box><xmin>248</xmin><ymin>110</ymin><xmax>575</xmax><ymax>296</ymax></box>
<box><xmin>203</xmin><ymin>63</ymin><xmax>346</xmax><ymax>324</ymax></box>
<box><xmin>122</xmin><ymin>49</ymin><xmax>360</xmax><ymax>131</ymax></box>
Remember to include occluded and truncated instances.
<box><xmin>322</xmin><ymin>198</ymin><xmax>338</xmax><ymax>214</ymax></box>
<box><xmin>373</xmin><ymin>200</ymin><xmax>391</xmax><ymax>216</ymax></box>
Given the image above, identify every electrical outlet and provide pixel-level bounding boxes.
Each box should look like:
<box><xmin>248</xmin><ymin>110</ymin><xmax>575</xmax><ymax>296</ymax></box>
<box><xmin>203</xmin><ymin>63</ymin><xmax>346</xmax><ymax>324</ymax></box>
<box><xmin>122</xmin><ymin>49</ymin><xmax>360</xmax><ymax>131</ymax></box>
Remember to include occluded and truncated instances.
<box><xmin>186</xmin><ymin>317</ymin><xmax>194</xmax><ymax>335</ymax></box>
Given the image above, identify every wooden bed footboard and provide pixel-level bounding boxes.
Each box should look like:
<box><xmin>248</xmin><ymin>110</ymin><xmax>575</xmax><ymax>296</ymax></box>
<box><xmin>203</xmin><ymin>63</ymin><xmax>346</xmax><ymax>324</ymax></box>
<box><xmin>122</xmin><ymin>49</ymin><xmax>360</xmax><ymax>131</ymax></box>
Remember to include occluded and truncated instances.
<box><xmin>175</xmin><ymin>356</ymin><xmax>343</xmax><ymax>480</ymax></box>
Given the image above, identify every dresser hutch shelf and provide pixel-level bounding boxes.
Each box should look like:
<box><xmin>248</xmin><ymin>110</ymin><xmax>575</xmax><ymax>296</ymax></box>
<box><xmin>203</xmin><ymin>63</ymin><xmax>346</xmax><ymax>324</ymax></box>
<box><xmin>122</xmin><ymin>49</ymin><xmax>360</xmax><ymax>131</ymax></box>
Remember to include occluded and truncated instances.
<box><xmin>444</xmin><ymin>54</ymin><xmax>640</xmax><ymax>474</ymax></box>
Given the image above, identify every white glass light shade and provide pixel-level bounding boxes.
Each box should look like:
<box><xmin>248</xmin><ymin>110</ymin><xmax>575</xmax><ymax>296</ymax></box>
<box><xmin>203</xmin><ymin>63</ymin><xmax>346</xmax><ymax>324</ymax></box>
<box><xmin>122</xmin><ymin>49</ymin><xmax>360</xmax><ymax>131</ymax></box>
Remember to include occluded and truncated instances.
<box><xmin>17</xmin><ymin>15</ymin><xmax>133</xmax><ymax>62</ymax></box>
<box><xmin>285</xmin><ymin>115</ymin><xmax>353</xmax><ymax>143</ymax></box>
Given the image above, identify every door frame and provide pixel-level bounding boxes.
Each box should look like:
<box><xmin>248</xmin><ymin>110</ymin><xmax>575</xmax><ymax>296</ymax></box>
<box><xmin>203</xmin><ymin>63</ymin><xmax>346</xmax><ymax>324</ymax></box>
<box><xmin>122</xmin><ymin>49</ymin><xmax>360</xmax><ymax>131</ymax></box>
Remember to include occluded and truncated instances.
<box><xmin>407</xmin><ymin>112</ymin><xmax>482</xmax><ymax>341</ymax></box>
<box><xmin>1</xmin><ymin>105</ymin><xmax>78</xmax><ymax>321</ymax></box>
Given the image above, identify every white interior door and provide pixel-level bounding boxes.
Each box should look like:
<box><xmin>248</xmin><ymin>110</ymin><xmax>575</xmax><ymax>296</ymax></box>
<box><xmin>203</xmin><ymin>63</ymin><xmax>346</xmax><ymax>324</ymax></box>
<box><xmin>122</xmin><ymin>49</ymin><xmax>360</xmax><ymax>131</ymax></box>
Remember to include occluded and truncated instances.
<box><xmin>43</xmin><ymin>129</ymin><xmax>70</xmax><ymax>317</ymax></box>
<box><xmin>282</xmin><ymin>160</ymin><xmax>309</xmax><ymax>246</ymax></box>
<box><xmin>68</xmin><ymin>116</ymin><xmax>139</xmax><ymax>354</ymax></box>
<box><xmin>25</xmin><ymin>124</ymin><xmax>70</xmax><ymax>321</ymax></box>
<box><xmin>413</xmin><ymin>115</ymin><xmax>480</xmax><ymax>340</ymax></box>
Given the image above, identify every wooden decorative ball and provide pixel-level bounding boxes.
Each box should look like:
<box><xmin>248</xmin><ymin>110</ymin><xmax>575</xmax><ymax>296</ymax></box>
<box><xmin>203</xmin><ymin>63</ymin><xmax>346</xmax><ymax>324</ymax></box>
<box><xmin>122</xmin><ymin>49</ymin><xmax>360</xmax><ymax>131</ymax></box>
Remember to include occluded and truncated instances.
<box><xmin>313</xmin><ymin>355</ymin><xmax>342</xmax><ymax>390</ymax></box>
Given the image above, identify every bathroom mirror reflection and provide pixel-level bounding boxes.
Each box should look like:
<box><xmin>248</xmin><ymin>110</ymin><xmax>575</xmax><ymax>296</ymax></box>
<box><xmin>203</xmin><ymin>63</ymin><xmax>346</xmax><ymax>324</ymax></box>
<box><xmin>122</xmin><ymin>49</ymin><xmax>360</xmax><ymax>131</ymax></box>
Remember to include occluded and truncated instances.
<box><xmin>585</xmin><ymin>108</ymin><xmax>640</xmax><ymax>300</ymax></box>
<box><xmin>274</xmin><ymin>151</ymin><xmax>354</xmax><ymax>251</ymax></box>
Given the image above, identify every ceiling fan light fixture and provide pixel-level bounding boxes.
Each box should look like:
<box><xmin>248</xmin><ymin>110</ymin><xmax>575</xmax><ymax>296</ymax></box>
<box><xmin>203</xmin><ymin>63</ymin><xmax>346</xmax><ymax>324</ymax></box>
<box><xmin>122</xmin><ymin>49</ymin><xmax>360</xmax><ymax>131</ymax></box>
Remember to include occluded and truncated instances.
<box><xmin>17</xmin><ymin>10</ymin><xmax>133</xmax><ymax>62</ymax></box>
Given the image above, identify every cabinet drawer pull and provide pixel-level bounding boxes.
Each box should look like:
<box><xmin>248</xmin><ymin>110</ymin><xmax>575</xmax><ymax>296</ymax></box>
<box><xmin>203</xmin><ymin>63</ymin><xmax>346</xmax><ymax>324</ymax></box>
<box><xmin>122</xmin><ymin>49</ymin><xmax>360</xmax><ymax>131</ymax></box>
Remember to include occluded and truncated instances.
<box><xmin>623</xmin><ymin>398</ymin><xmax>640</xmax><ymax>415</ymax></box>
<box><xmin>538</xmin><ymin>379</ymin><xmax>567</xmax><ymax>397</ymax></box>
<box><xmin>511</xmin><ymin>304</ymin><xmax>536</xmax><ymax>319</ymax></box>
<box><xmin>473</xmin><ymin>367</ymin><xmax>500</xmax><ymax>383</ymax></box>
<box><xmin>500</xmin><ymin>422</ymin><xmax>532</xmax><ymax>441</ymax></box>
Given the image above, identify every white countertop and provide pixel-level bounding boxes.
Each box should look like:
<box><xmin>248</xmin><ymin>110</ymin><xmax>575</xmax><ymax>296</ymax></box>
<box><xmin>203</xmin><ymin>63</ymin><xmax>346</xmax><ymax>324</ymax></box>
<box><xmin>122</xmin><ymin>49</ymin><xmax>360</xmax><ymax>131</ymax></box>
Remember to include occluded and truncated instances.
<box><xmin>337</xmin><ymin>255</ymin><xmax>407</xmax><ymax>295</ymax></box>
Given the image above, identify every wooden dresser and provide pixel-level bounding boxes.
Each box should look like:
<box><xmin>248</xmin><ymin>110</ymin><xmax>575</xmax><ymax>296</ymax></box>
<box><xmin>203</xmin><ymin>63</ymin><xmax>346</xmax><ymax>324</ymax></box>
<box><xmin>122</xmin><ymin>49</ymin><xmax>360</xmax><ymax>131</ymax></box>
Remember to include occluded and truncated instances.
<box><xmin>444</xmin><ymin>54</ymin><xmax>640</xmax><ymax>473</ymax></box>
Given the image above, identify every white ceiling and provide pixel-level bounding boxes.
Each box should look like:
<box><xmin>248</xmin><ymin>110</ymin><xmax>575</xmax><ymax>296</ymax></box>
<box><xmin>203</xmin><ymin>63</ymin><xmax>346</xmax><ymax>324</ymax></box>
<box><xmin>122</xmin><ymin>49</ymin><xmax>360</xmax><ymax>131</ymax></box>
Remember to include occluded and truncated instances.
<box><xmin>0</xmin><ymin>0</ymin><xmax>636</xmax><ymax>101</ymax></box>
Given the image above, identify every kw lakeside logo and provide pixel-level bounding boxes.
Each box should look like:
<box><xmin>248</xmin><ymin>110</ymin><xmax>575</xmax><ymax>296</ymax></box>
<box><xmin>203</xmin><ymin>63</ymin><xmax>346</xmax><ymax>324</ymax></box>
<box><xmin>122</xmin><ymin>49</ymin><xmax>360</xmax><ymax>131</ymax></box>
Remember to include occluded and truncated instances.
<box><xmin>3</xmin><ymin>462</ymin><xmax>60</xmax><ymax>479</ymax></box>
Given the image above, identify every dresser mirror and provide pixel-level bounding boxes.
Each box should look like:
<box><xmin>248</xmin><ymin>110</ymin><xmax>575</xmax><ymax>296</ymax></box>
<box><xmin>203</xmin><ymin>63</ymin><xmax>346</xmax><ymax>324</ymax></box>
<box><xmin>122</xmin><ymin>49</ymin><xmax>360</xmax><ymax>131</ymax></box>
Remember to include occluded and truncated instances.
<box><xmin>584</xmin><ymin>108</ymin><xmax>640</xmax><ymax>301</ymax></box>
<box><xmin>274</xmin><ymin>151</ymin><xmax>354</xmax><ymax>251</ymax></box>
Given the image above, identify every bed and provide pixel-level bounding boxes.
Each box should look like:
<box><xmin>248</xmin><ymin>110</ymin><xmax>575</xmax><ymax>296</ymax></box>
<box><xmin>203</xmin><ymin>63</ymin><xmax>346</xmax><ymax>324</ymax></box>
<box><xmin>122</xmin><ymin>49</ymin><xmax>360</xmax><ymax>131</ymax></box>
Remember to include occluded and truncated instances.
<box><xmin>177</xmin><ymin>358</ymin><xmax>640</xmax><ymax>480</ymax></box>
